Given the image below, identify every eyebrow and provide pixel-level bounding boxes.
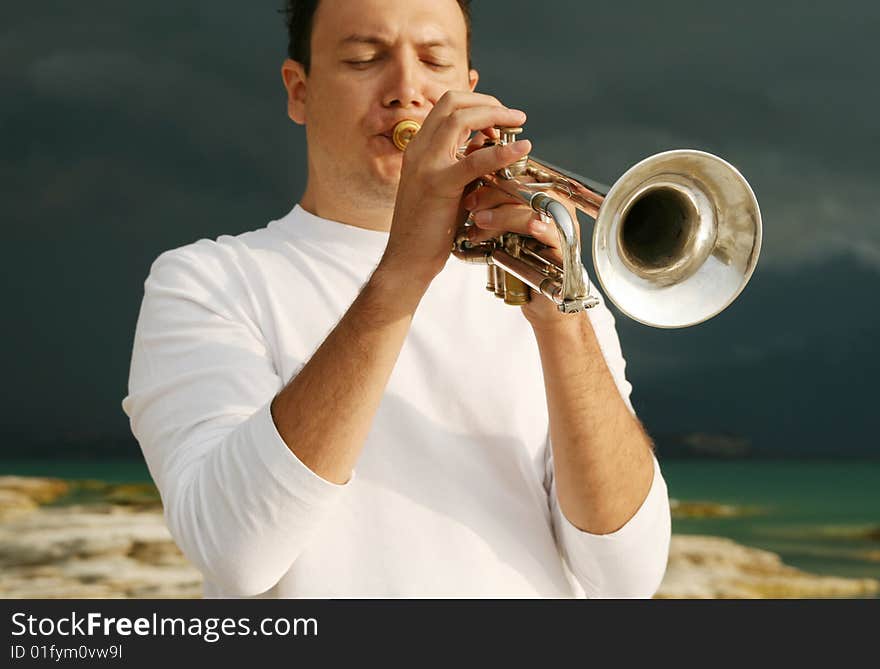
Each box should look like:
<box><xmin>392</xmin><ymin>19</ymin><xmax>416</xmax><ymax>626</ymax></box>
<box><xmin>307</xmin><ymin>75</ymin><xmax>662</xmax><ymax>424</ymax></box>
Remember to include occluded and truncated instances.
<box><xmin>338</xmin><ymin>34</ymin><xmax>453</xmax><ymax>49</ymax></box>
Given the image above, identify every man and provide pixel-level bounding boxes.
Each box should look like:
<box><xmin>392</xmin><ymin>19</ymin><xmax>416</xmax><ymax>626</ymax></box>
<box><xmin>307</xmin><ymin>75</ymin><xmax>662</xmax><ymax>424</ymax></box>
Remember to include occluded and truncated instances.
<box><xmin>122</xmin><ymin>0</ymin><xmax>671</xmax><ymax>598</ymax></box>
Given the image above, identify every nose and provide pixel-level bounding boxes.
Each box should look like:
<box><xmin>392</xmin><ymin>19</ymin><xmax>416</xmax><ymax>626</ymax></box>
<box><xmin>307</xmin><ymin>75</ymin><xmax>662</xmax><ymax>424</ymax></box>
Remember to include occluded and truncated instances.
<box><xmin>381</xmin><ymin>52</ymin><xmax>427</xmax><ymax>109</ymax></box>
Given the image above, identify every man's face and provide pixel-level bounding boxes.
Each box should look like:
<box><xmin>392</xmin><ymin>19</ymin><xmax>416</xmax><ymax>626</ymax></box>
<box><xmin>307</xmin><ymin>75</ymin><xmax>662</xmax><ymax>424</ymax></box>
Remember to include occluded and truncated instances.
<box><xmin>284</xmin><ymin>0</ymin><xmax>477</xmax><ymax>207</ymax></box>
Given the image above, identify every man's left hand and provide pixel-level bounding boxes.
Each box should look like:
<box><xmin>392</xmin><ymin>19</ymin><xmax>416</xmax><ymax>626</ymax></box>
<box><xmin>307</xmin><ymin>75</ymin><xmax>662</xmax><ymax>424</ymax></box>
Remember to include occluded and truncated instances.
<box><xmin>462</xmin><ymin>178</ymin><xmax>584</xmax><ymax>331</ymax></box>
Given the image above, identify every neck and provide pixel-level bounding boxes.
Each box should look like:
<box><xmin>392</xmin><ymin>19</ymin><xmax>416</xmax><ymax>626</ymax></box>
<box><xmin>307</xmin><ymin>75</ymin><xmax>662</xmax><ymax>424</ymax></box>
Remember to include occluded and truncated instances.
<box><xmin>299</xmin><ymin>173</ymin><xmax>397</xmax><ymax>233</ymax></box>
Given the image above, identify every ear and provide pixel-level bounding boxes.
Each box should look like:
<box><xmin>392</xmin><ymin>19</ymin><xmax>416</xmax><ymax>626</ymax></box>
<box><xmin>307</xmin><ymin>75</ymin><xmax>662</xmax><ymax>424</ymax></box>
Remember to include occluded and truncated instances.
<box><xmin>281</xmin><ymin>58</ymin><xmax>308</xmax><ymax>125</ymax></box>
<box><xmin>468</xmin><ymin>68</ymin><xmax>479</xmax><ymax>92</ymax></box>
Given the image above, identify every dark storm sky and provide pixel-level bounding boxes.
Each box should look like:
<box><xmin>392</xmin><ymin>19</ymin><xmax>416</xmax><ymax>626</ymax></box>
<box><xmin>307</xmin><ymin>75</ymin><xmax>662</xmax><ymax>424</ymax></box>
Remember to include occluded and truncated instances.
<box><xmin>2</xmin><ymin>1</ymin><xmax>878</xmax><ymax>456</ymax></box>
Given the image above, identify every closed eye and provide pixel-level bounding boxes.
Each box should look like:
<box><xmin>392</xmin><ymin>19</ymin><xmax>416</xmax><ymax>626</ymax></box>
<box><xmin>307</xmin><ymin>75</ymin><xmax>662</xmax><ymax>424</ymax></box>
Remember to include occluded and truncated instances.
<box><xmin>344</xmin><ymin>58</ymin><xmax>381</xmax><ymax>69</ymax></box>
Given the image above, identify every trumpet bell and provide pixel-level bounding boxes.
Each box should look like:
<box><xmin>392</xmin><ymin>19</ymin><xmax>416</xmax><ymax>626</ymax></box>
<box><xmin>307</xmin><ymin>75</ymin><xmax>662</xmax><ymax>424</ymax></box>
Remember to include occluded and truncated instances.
<box><xmin>593</xmin><ymin>150</ymin><xmax>762</xmax><ymax>328</ymax></box>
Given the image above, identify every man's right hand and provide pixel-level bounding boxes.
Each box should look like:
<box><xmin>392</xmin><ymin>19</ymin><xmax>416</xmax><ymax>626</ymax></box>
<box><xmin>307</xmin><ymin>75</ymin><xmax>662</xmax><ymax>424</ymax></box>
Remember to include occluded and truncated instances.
<box><xmin>378</xmin><ymin>91</ymin><xmax>531</xmax><ymax>285</ymax></box>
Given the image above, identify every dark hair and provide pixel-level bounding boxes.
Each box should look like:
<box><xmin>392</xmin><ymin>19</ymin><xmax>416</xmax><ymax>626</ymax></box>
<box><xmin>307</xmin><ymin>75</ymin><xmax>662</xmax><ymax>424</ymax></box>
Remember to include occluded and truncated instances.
<box><xmin>282</xmin><ymin>0</ymin><xmax>473</xmax><ymax>73</ymax></box>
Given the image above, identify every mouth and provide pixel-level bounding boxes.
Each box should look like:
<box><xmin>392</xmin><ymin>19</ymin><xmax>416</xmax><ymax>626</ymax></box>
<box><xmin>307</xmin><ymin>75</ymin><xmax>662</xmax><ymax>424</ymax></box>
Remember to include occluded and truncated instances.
<box><xmin>379</xmin><ymin>126</ymin><xmax>402</xmax><ymax>141</ymax></box>
<box><xmin>373</xmin><ymin>131</ymin><xmax>404</xmax><ymax>154</ymax></box>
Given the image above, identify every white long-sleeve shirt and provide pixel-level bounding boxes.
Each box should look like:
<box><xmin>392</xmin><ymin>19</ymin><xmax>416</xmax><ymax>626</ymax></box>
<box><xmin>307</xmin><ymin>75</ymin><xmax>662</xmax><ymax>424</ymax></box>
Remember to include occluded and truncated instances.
<box><xmin>121</xmin><ymin>204</ymin><xmax>671</xmax><ymax>598</ymax></box>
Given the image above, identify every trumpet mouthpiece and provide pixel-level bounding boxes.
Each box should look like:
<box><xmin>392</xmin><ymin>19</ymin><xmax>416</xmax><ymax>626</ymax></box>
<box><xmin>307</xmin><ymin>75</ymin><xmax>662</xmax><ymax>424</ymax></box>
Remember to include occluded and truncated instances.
<box><xmin>392</xmin><ymin>120</ymin><xmax>421</xmax><ymax>151</ymax></box>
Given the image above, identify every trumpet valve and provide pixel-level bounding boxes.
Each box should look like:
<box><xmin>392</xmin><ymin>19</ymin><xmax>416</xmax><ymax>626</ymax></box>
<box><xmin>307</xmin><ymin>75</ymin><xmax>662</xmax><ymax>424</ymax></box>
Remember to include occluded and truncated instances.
<box><xmin>494</xmin><ymin>126</ymin><xmax>529</xmax><ymax>177</ymax></box>
<box><xmin>486</xmin><ymin>265</ymin><xmax>497</xmax><ymax>293</ymax></box>
<box><xmin>497</xmin><ymin>126</ymin><xmax>523</xmax><ymax>144</ymax></box>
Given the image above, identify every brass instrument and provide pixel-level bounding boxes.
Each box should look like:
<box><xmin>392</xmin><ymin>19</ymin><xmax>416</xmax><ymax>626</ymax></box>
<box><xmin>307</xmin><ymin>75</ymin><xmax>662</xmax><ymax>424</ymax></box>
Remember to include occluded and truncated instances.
<box><xmin>391</xmin><ymin>120</ymin><xmax>761</xmax><ymax>328</ymax></box>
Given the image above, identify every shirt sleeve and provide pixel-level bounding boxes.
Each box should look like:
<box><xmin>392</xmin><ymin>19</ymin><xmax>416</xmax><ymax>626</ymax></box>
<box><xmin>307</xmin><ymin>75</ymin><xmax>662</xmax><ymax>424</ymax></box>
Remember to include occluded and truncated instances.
<box><xmin>121</xmin><ymin>242</ymin><xmax>353</xmax><ymax>597</ymax></box>
<box><xmin>547</xmin><ymin>452</ymin><xmax>671</xmax><ymax>598</ymax></box>
<box><xmin>544</xmin><ymin>286</ymin><xmax>672</xmax><ymax>598</ymax></box>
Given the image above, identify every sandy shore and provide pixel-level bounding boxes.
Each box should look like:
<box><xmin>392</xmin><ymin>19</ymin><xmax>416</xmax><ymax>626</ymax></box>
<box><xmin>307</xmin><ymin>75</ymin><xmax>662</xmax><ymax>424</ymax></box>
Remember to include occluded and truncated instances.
<box><xmin>1</xmin><ymin>475</ymin><xmax>877</xmax><ymax>599</ymax></box>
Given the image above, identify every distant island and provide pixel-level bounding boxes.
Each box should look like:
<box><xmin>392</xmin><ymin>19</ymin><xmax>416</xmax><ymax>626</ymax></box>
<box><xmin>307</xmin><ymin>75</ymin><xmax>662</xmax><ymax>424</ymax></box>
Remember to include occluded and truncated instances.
<box><xmin>0</xmin><ymin>430</ymin><xmax>876</xmax><ymax>461</ymax></box>
<box><xmin>655</xmin><ymin>432</ymin><xmax>752</xmax><ymax>459</ymax></box>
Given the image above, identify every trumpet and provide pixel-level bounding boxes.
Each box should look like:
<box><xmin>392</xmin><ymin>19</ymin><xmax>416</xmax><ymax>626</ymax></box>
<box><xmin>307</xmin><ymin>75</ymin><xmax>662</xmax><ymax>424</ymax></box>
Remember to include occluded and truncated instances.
<box><xmin>391</xmin><ymin>120</ymin><xmax>762</xmax><ymax>328</ymax></box>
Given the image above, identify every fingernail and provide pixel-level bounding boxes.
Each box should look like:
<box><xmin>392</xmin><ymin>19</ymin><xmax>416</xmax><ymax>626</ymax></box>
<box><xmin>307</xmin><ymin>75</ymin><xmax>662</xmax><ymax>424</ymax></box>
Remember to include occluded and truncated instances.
<box><xmin>463</xmin><ymin>193</ymin><xmax>476</xmax><ymax>210</ymax></box>
<box><xmin>509</xmin><ymin>139</ymin><xmax>531</xmax><ymax>153</ymax></box>
<box><xmin>474</xmin><ymin>210</ymin><xmax>493</xmax><ymax>225</ymax></box>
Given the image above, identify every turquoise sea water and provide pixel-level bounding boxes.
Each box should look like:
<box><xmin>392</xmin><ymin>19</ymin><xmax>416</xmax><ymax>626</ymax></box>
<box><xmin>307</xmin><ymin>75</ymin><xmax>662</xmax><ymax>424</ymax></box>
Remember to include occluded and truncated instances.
<box><xmin>2</xmin><ymin>458</ymin><xmax>878</xmax><ymax>581</ymax></box>
<box><xmin>662</xmin><ymin>460</ymin><xmax>880</xmax><ymax>581</ymax></box>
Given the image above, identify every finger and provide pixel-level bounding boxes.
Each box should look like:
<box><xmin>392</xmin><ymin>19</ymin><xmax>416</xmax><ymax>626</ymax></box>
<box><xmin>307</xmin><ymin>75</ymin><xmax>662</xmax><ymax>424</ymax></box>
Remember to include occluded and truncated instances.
<box><xmin>445</xmin><ymin>139</ymin><xmax>532</xmax><ymax>188</ymax></box>
<box><xmin>472</xmin><ymin>205</ymin><xmax>561</xmax><ymax>248</ymax></box>
<box><xmin>431</xmin><ymin>106</ymin><xmax>526</xmax><ymax>155</ymax></box>
<box><xmin>417</xmin><ymin>90</ymin><xmax>505</xmax><ymax>138</ymax></box>
<box><xmin>463</xmin><ymin>130</ymin><xmax>494</xmax><ymax>157</ymax></box>
<box><xmin>465</xmin><ymin>225</ymin><xmax>503</xmax><ymax>245</ymax></box>
<box><xmin>462</xmin><ymin>183</ymin><xmax>519</xmax><ymax>211</ymax></box>
<box><xmin>458</xmin><ymin>126</ymin><xmax>500</xmax><ymax>150</ymax></box>
<box><xmin>471</xmin><ymin>204</ymin><xmax>537</xmax><ymax>234</ymax></box>
<box><xmin>429</xmin><ymin>90</ymin><xmax>504</xmax><ymax>120</ymax></box>
<box><xmin>464</xmin><ymin>217</ymin><xmax>560</xmax><ymax>251</ymax></box>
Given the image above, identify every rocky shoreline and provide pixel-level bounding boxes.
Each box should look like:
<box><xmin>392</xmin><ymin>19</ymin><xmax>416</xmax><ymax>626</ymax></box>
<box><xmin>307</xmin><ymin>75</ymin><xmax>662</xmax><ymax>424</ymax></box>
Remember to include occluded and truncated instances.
<box><xmin>1</xmin><ymin>476</ymin><xmax>877</xmax><ymax>599</ymax></box>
